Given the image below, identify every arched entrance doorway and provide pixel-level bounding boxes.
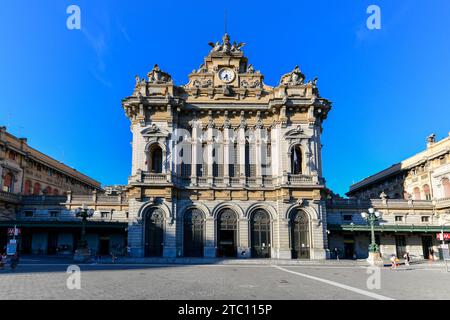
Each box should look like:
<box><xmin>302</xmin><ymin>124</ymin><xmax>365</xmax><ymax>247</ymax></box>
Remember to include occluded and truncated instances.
<box><xmin>217</xmin><ymin>209</ymin><xmax>237</xmax><ymax>257</ymax></box>
<box><xmin>144</xmin><ymin>207</ymin><xmax>164</xmax><ymax>257</ymax></box>
<box><xmin>291</xmin><ymin>210</ymin><xmax>310</xmax><ymax>259</ymax></box>
<box><xmin>183</xmin><ymin>208</ymin><xmax>204</xmax><ymax>257</ymax></box>
<box><xmin>251</xmin><ymin>209</ymin><xmax>271</xmax><ymax>258</ymax></box>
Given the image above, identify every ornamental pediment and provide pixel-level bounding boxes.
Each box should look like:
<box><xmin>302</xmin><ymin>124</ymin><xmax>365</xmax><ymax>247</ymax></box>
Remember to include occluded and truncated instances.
<box><xmin>284</xmin><ymin>126</ymin><xmax>310</xmax><ymax>140</ymax></box>
<box><xmin>279</xmin><ymin>66</ymin><xmax>305</xmax><ymax>86</ymax></box>
<box><xmin>141</xmin><ymin>124</ymin><xmax>170</xmax><ymax>138</ymax></box>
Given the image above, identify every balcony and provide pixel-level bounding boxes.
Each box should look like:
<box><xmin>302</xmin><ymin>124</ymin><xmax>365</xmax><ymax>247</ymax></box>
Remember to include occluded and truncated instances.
<box><xmin>435</xmin><ymin>197</ymin><xmax>450</xmax><ymax>209</ymax></box>
<box><xmin>21</xmin><ymin>195</ymin><xmax>67</xmax><ymax>205</ymax></box>
<box><xmin>142</xmin><ymin>173</ymin><xmax>169</xmax><ymax>184</ymax></box>
<box><xmin>0</xmin><ymin>191</ymin><xmax>21</xmax><ymax>204</ymax></box>
<box><xmin>287</xmin><ymin>174</ymin><xmax>314</xmax><ymax>184</ymax></box>
<box><xmin>129</xmin><ymin>171</ymin><xmax>171</xmax><ymax>185</ymax></box>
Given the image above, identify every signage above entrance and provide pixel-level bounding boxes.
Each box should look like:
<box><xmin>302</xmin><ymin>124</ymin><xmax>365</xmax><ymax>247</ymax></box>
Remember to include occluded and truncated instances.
<box><xmin>437</xmin><ymin>233</ymin><xmax>450</xmax><ymax>241</ymax></box>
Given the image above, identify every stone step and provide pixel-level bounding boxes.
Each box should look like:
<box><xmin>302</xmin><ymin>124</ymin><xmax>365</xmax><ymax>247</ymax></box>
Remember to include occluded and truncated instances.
<box><xmin>96</xmin><ymin>257</ymin><xmax>370</xmax><ymax>266</ymax></box>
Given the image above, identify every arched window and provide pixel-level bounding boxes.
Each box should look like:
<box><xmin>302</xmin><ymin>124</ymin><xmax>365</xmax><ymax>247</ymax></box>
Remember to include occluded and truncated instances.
<box><xmin>43</xmin><ymin>186</ymin><xmax>52</xmax><ymax>195</ymax></box>
<box><xmin>443</xmin><ymin>178</ymin><xmax>450</xmax><ymax>198</ymax></box>
<box><xmin>183</xmin><ymin>208</ymin><xmax>204</xmax><ymax>257</ymax></box>
<box><xmin>413</xmin><ymin>187</ymin><xmax>421</xmax><ymax>200</ymax></box>
<box><xmin>423</xmin><ymin>184</ymin><xmax>431</xmax><ymax>200</ymax></box>
<box><xmin>149</xmin><ymin>144</ymin><xmax>163</xmax><ymax>173</ymax></box>
<box><xmin>33</xmin><ymin>183</ymin><xmax>41</xmax><ymax>195</ymax></box>
<box><xmin>251</xmin><ymin>209</ymin><xmax>271</xmax><ymax>258</ymax></box>
<box><xmin>24</xmin><ymin>180</ymin><xmax>32</xmax><ymax>195</ymax></box>
<box><xmin>291</xmin><ymin>145</ymin><xmax>302</xmax><ymax>174</ymax></box>
<box><xmin>2</xmin><ymin>173</ymin><xmax>14</xmax><ymax>192</ymax></box>
<box><xmin>291</xmin><ymin>210</ymin><xmax>310</xmax><ymax>259</ymax></box>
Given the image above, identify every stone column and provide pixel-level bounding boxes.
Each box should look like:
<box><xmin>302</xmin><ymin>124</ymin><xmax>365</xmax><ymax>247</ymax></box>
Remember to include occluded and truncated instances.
<box><xmin>271</xmin><ymin>125</ymin><xmax>279</xmax><ymax>184</ymax></box>
<box><xmin>207</xmin><ymin>125</ymin><xmax>214</xmax><ymax>185</ymax></box>
<box><xmin>301</xmin><ymin>139</ymin><xmax>311</xmax><ymax>176</ymax></box>
<box><xmin>238</xmin><ymin>122</ymin><xmax>246</xmax><ymax>185</ymax></box>
<box><xmin>190</xmin><ymin>123</ymin><xmax>198</xmax><ymax>186</ymax></box>
<box><xmin>255</xmin><ymin>125</ymin><xmax>263</xmax><ymax>186</ymax></box>
<box><xmin>223</xmin><ymin>128</ymin><xmax>230</xmax><ymax>186</ymax></box>
<box><xmin>204</xmin><ymin>217</ymin><xmax>216</xmax><ymax>257</ymax></box>
<box><xmin>163</xmin><ymin>219</ymin><xmax>177</xmax><ymax>258</ymax></box>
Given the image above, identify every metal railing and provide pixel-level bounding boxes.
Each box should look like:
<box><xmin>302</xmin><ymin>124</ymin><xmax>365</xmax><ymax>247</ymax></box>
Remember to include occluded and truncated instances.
<box><xmin>0</xmin><ymin>191</ymin><xmax>21</xmax><ymax>204</ymax></box>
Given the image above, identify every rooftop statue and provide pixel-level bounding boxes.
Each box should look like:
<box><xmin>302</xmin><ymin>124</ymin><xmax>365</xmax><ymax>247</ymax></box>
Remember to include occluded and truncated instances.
<box><xmin>279</xmin><ymin>65</ymin><xmax>305</xmax><ymax>86</ymax></box>
<box><xmin>208</xmin><ymin>33</ymin><xmax>245</xmax><ymax>54</ymax></box>
<box><xmin>147</xmin><ymin>64</ymin><xmax>172</xmax><ymax>84</ymax></box>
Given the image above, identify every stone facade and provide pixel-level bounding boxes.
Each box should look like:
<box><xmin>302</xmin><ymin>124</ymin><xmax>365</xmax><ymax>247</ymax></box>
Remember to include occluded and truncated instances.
<box><xmin>0</xmin><ymin>126</ymin><xmax>102</xmax><ymax>198</ymax></box>
<box><xmin>0</xmin><ymin>127</ymin><xmax>119</xmax><ymax>255</ymax></box>
<box><xmin>348</xmin><ymin>133</ymin><xmax>450</xmax><ymax>201</ymax></box>
<box><xmin>122</xmin><ymin>34</ymin><xmax>332</xmax><ymax>259</ymax></box>
<box><xmin>327</xmin><ymin>197</ymin><xmax>450</xmax><ymax>260</ymax></box>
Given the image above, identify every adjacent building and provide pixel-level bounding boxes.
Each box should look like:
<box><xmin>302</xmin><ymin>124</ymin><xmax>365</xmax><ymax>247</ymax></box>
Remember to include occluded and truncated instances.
<box><xmin>328</xmin><ymin>133</ymin><xmax>450</xmax><ymax>260</ymax></box>
<box><xmin>0</xmin><ymin>127</ymin><xmax>127</xmax><ymax>255</ymax></box>
<box><xmin>347</xmin><ymin>133</ymin><xmax>450</xmax><ymax>201</ymax></box>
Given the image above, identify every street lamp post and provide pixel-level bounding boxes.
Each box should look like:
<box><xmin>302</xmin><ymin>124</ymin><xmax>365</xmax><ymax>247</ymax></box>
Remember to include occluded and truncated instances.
<box><xmin>361</xmin><ymin>207</ymin><xmax>383</xmax><ymax>265</ymax></box>
<box><xmin>74</xmin><ymin>203</ymin><xmax>94</xmax><ymax>262</ymax></box>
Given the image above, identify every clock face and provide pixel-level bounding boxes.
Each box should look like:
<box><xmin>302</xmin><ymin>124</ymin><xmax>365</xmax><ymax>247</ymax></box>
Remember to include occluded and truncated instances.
<box><xmin>218</xmin><ymin>68</ymin><xmax>235</xmax><ymax>83</ymax></box>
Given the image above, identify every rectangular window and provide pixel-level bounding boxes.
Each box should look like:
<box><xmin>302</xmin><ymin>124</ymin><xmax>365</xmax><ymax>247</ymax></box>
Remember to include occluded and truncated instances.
<box><xmin>24</xmin><ymin>211</ymin><xmax>34</xmax><ymax>217</ymax></box>
<box><xmin>421</xmin><ymin>216</ymin><xmax>430</xmax><ymax>223</ymax></box>
<box><xmin>395</xmin><ymin>216</ymin><xmax>403</xmax><ymax>222</ymax></box>
<box><xmin>101</xmin><ymin>212</ymin><xmax>109</xmax><ymax>219</ymax></box>
<box><xmin>49</xmin><ymin>211</ymin><xmax>59</xmax><ymax>218</ymax></box>
<box><xmin>343</xmin><ymin>215</ymin><xmax>353</xmax><ymax>222</ymax></box>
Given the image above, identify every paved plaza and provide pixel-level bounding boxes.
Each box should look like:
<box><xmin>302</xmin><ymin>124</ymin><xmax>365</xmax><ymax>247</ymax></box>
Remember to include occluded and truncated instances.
<box><xmin>0</xmin><ymin>256</ymin><xmax>449</xmax><ymax>300</ymax></box>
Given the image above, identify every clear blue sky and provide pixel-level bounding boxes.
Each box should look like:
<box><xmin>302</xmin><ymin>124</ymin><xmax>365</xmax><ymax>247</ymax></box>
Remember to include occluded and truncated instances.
<box><xmin>1</xmin><ymin>1</ymin><xmax>449</xmax><ymax>196</ymax></box>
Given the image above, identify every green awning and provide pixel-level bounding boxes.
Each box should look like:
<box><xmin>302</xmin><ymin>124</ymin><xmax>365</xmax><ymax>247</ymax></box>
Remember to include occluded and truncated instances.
<box><xmin>0</xmin><ymin>220</ymin><xmax>127</xmax><ymax>229</ymax></box>
<box><xmin>328</xmin><ymin>224</ymin><xmax>450</xmax><ymax>233</ymax></box>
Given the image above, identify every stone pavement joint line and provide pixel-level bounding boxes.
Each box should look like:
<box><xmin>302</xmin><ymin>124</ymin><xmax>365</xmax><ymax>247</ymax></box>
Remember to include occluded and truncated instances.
<box><xmin>273</xmin><ymin>265</ymin><xmax>395</xmax><ymax>300</ymax></box>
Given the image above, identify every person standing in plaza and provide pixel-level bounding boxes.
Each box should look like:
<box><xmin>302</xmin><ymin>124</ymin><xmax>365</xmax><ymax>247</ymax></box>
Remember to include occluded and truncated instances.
<box><xmin>403</xmin><ymin>252</ymin><xmax>410</xmax><ymax>266</ymax></box>
<box><xmin>10</xmin><ymin>252</ymin><xmax>19</xmax><ymax>271</ymax></box>
<box><xmin>0</xmin><ymin>253</ymin><xmax>4</xmax><ymax>270</ymax></box>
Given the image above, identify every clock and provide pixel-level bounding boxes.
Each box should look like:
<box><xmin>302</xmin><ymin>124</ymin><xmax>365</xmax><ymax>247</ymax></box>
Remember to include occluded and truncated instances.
<box><xmin>218</xmin><ymin>67</ymin><xmax>235</xmax><ymax>83</ymax></box>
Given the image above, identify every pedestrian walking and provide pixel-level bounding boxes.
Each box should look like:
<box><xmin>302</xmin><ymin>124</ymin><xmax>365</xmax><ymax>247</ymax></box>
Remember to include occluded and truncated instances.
<box><xmin>334</xmin><ymin>247</ymin><xmax>340</xmax><ymax>261</ymax></box>
<box><xmin>10</xmin><ymin>253</ymin><xmax>19</xmax><ymax>271</ymax></box>
<box><xmin>390</xmin><ymin>254</ymin><xmax>397</xmax><ymax>270</ymax></box>
<box><xmin>403</xmin><ymin>252</ymin><xmax>410</xmax><ymax>266</ymax></box>
<box><xmin>428</xmin><ymin>248</ymin><xmax>434</xmax><ymax>265</ymax></box>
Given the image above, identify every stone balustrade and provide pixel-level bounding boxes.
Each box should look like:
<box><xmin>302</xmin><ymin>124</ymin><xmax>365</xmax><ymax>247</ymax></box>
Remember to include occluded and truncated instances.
<box><xmin>0</xmin><ymin>190</ymin><xmax>21</xmax><ymax>204</ymax></box>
